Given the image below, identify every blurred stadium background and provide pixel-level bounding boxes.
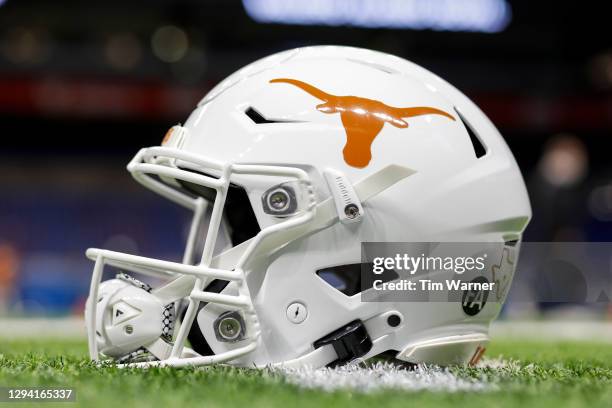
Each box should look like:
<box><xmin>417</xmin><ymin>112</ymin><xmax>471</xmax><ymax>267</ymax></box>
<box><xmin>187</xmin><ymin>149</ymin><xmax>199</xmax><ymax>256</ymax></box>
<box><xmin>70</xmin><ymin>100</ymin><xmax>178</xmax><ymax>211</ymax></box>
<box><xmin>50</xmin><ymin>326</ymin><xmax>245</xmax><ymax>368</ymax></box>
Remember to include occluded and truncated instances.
<box><xmin>0</xmin><ymin>0</ymin><xmax>610</xmax><ymax>328</ymax></box>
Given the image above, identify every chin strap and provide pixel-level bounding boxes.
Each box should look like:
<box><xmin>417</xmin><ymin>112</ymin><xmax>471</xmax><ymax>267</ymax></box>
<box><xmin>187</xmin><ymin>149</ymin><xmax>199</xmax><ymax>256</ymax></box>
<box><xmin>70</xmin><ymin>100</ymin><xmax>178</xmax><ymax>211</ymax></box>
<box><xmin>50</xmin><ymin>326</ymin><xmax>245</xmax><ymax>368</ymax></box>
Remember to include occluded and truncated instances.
<box><xmin>115</xmin><ymin>273</ymin><xmax>178</xmax><ymax>364</ymax></box>
<box><xmin>161</xmin><ymin>303</ymin><xmax>175</xmax><ymax>342</ymax></box>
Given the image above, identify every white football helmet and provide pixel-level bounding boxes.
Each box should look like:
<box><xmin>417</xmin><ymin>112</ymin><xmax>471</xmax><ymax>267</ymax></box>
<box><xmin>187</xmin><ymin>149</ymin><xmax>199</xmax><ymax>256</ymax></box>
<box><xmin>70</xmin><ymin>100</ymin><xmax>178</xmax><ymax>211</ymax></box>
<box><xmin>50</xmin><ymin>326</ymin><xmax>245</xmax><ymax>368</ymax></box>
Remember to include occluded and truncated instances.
<box><xmin>85</xmin><ymin>46</ymin><xmax>531</xmax><ymax>368</ymax></box>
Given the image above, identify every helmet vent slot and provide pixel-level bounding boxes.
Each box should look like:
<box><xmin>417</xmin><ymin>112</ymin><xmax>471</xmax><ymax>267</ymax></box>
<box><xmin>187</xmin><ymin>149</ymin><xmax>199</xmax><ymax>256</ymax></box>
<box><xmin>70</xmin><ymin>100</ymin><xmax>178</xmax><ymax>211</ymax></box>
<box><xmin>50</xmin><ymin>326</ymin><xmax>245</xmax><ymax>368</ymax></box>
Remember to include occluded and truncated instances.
<box><xmin>504</xmin><ymin>239</ymin><xmax>519</xmax><ymax>247</ymax></box>
<box><xmin>455</xmin><ymin>108</ymin><xmax>487</xmax><ymax>159</ymax></box>
<box><xmin>245</xmin><ymin>106</ymin><xmax>300</xmax><ymax>124</ymax></box>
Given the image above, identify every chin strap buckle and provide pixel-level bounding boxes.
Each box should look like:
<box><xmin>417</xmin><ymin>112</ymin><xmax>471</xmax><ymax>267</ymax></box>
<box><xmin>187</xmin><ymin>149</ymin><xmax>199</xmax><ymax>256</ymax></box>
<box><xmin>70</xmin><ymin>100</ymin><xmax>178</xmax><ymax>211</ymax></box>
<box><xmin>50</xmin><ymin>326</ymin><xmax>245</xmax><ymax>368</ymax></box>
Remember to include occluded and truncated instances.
<box><xmin>324</xmin><ymin>169</ymin><xmax>365</xmax><ymax>224</ymax></box>
<box><xmin>313</xmin><ymin>320</ymin><xmax>372</xmax><ymax>366</ymax></box>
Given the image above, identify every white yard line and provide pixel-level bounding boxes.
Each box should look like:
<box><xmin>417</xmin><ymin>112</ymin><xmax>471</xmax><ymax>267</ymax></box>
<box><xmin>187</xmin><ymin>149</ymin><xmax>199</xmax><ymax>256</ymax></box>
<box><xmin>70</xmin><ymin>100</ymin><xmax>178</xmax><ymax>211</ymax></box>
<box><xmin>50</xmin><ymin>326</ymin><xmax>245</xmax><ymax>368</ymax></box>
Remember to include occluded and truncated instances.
<box><xmin>273</xmin><ymin>361</ymin><xmax>493</xmax><ymax>393</ymax></box>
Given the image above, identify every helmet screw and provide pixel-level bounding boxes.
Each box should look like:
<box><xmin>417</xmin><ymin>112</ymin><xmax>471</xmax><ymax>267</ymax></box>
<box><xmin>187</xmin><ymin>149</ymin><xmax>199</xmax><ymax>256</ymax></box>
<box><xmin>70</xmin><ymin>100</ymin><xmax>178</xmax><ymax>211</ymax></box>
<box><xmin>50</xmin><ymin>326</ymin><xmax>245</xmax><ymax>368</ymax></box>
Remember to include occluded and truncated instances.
<box><xmin>124</xmin><ymin>325</ymin><xmax>134</xmax><ymax>335</ymax></box>
<box><xmin>286</xmin><ymin>302</ymin><xmax>308</xmax><ymax>324</ymax></box>
<box><xmin>344</xmin><ymin>204</ymin><xmax>359</xmax><ymax>219</ymax></box>
<box><xmin>217</xmin><ymin>316</ymin><xmax>242</xmax><ymax>341</ymax></box>
<box><xmin>268</xmin><ymin>189</ymin><xmax>290</xmax><ymax>212</ymax></box>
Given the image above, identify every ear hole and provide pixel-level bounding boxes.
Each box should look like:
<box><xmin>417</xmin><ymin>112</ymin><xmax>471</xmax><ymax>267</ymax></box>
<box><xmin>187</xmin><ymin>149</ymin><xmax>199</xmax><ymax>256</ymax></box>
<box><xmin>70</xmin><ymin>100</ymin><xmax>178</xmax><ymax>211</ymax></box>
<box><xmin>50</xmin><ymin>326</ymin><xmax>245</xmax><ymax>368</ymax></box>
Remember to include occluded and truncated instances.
<box><xmin>316</xmin><ymin>263</ymin><xmax>399</xmax><ymax>296</ymax></box>
<box><xmin>455</xmin><ymin>108</ymin><xmax>487</xmax><ymax>159</ymax></box>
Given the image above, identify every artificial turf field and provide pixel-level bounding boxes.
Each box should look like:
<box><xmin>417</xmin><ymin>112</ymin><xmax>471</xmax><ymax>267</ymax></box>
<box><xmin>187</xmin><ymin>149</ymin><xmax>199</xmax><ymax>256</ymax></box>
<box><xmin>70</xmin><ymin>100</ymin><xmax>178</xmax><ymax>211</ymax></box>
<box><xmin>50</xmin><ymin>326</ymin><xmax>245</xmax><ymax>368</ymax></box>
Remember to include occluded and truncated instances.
<box><xmin>1</xmin><ymin>339</ymin><xmax>611</xmax><ymax>408</ymax></box>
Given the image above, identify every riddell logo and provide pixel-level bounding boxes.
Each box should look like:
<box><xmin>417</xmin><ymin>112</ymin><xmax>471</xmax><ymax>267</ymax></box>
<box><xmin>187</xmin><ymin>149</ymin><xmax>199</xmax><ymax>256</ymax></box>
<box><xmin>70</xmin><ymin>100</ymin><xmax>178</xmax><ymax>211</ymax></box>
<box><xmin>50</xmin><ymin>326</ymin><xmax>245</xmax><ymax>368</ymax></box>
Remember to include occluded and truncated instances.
<box><xmin>270</xmin><ymin>78</ymin><xmax>455</xmax><ymax>168</ymax></box>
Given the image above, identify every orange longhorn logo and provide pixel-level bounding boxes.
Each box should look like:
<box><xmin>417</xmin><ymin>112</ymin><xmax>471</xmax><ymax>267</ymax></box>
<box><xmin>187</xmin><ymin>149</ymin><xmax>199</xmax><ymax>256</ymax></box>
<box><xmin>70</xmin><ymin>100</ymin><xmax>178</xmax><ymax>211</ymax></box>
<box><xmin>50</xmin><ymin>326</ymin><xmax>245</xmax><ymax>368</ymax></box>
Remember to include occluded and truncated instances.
<box><xmin>270</xmin><ymin>78</ymin><xmax>455</xmax><ymax>168</ymax></box>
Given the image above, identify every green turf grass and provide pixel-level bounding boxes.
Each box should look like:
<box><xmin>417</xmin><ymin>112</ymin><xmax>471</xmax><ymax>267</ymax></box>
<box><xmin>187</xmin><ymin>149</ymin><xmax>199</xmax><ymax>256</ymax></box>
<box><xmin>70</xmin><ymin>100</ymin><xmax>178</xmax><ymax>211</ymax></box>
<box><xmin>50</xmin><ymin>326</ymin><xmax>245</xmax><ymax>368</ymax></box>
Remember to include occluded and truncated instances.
<box><xmin>0</xmin><ymin>339</ymin><xmax>611</xmax><ymax>408</ymax></box>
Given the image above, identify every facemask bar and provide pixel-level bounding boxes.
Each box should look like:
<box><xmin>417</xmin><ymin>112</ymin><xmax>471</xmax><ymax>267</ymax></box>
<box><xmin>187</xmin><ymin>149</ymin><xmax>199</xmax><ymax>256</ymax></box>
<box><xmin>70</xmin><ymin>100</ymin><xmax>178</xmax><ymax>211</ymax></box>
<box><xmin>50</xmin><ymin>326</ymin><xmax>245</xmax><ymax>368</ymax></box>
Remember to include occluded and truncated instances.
<box><xmin>86</xmin><ymin>146</ymin><xmax>316</xmax><ymax>367</ymax></box>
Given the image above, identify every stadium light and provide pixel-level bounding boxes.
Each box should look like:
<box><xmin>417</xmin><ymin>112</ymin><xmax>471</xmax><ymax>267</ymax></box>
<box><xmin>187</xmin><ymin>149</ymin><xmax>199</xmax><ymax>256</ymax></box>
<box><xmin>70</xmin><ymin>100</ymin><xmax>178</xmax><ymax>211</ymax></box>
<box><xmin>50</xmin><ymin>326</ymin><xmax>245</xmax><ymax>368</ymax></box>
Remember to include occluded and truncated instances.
<box><xmin>242</xmin><ymin>0</ymin><xmax>512</xmax><ymax>33</ymax></box>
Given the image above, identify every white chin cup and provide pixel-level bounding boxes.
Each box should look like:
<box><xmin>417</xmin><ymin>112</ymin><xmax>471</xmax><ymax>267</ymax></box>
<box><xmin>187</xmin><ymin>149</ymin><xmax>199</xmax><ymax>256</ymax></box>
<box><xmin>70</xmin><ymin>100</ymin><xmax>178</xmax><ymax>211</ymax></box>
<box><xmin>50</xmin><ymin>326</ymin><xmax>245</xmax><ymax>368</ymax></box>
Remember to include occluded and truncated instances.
<box><xmin>87</xmin><ymin>277</ymin><xmax>166</xmax><ymax>360</ymax></box>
